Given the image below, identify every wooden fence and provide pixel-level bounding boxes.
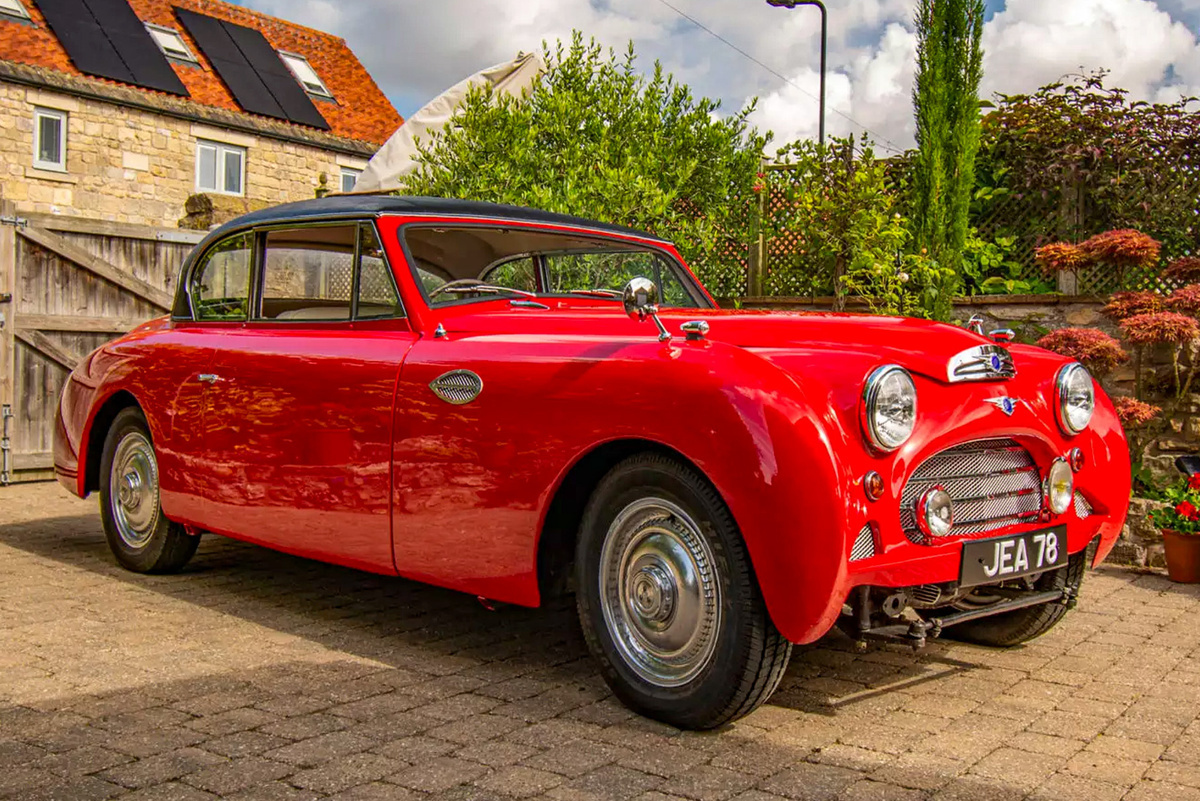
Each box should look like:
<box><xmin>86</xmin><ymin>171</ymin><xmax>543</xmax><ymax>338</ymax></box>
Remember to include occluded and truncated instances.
<box><xmin>0</xmin><ymin>199</ymin><xmax>203</xmax><ymax>484</ymax></box>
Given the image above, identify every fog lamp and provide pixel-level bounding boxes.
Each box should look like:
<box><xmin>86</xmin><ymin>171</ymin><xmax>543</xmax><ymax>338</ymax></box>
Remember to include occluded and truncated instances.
<box><xmin>915</xmin><ymin>486</ymin><xmax>954</xmax><ymax>538</ymax></box>
<box><xmin>1045</xmin><ymin>458</ymin><xmax>1074</xmax><ymax>515</ymax></box>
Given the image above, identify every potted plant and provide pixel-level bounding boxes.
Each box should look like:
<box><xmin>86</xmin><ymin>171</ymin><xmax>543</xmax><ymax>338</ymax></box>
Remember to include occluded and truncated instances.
<box><xmin>1149</xmin><ymin>475</ymin><xmax>1200</xmax><ymax>583</ymax></box>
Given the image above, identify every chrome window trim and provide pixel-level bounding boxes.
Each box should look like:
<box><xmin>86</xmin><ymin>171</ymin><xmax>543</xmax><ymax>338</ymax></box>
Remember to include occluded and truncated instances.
<box><xmin>396</xmin><ymin>221</ymin><xmax>712</xmax><ymax>311</ymax></box>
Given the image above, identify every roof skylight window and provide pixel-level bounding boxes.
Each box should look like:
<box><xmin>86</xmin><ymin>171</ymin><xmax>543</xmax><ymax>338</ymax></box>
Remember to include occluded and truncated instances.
<box><xmin>279</xmin><ymin>51</ymin><xmax>332</xmax><ymax>98</ymax></box>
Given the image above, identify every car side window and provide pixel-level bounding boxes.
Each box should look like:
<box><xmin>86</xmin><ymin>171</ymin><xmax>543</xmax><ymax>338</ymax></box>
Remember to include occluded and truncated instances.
<box><xmin>192</xmin><ymin>233</ymin><xmax>252</xmax><ymax>322</ymax></box>
<box><xmin>356</xmin><ymin>224</ymin><xmax>404</xmax><ymax>319</ymax></box>
<box><xmin>260</xmin><ymin>226</ymin><xmax>356</xmax><ymax>321</ymax></box>
<box><xmin>481</xmin><ymin>256</ymin><xmax>537</xmax><ymax>292</ymax></box>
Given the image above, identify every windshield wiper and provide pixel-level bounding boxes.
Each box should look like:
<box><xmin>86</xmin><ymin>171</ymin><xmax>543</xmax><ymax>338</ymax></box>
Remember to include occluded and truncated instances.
<box><xmin>565</xmin><ymin>289</ymin><xmax>624</xmax><ymax>300</ymax></box>
<box><xmin>429</xmin><ymin>279</ymin><xmax>539</xmax><ymax>300</ymax></box>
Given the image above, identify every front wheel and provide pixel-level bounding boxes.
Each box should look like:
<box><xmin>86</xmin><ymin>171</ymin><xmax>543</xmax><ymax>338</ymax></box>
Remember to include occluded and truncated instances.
<box><xmin>99</xmin><ymin>408</ymin><xmax>199</xmax><ymax>574</ymax></box>
<box><xmin>575</xmin><ymin>454</ymin><xmax>791</xmax><ymax>730</ymax></box>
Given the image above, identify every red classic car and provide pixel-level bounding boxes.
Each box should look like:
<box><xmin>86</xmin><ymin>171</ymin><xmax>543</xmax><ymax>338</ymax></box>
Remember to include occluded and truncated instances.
<box><xmin>55</xmin><ymin>196</ymin><xmax>1131</xmax><ymax>729</ymax></box>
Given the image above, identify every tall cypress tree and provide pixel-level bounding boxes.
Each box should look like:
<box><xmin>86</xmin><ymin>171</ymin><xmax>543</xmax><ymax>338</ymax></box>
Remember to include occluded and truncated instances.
<box><xmin>911</xmin><ymin>0</ymin><xmax>985</xmax><ymax>320</ymax></box>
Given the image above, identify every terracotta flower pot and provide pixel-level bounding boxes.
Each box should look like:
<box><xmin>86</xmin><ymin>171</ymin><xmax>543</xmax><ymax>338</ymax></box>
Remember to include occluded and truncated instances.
<box><xmin>1162</xmin><ymin>529</ymin><xmax>1200</xmax><ymax>584</ymax></box>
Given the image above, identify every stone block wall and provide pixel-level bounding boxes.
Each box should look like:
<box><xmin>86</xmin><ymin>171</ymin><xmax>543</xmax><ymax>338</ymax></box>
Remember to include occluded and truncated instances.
<box><xmin>0</xmin><ymin>82</ymin><xmax>370</xmax><ymax>229</ymax></box>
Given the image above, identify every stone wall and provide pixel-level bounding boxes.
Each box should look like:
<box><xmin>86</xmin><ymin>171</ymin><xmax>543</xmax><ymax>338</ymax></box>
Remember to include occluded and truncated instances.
<box><xmin>0</xmin><ymin>82</ymin><xmax>370</xmax><ymax>229</ymax></box>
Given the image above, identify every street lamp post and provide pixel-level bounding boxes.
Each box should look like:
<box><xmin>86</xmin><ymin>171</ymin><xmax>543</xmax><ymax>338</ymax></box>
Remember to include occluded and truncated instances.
<box><xmin>766</xmin><ymin>0</ymin><xmax>827</xmax><ymax>146</ymax></box>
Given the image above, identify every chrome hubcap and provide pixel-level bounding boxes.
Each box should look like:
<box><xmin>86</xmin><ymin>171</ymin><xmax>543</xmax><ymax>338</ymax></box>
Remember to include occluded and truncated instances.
<box><xmin>109</xmin><ymin>431</ymin><xmax>159</xmax><ymax>548</ymax></box>
<box><xmin>599</xmin><ymin>498</ymin><xmax>721</xmax><ymax>687</ymax></box>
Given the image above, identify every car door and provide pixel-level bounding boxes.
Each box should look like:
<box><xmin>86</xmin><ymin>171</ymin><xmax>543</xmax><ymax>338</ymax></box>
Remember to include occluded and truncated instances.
<box><xmin>196</xmin><ymin>222</ymin><xmax>415</xmax><ymax>574</ymax></box>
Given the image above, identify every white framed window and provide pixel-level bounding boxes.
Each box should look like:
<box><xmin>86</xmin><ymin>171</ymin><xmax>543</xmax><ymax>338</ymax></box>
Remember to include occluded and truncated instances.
<box><xmin>195</xmin><ymin>139</ymin><xmax>245</xmax><ymax>195</ymax></box>
<box><xmin>340</xmin><ymin>168</ymin><xmax>361</xmax><ymax>193</ymax></box>
<box><xmin>146</xmin><ymin>23</ymin><xmax>198</xmax><ymax>63</ymax></box>
<box><xmin>0</xmin><ymin>0</ymin><xmax>31</xmax><ymax>20</ymax></box>
<box><xmin>33</xmin><ymin>107</ymin><xmax>67</xmax><ymax>172</ymax></box>
<box><xmin>279</xmin><ymin>51</ymin><xmax>332</xmax><ymax>99</ymax></box>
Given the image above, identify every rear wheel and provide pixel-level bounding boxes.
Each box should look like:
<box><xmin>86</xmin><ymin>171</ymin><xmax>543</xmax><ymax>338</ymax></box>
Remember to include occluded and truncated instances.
<box><xmin>575</xmin><ymin>454</ymin><xmax>791</xmax><ymax>730</ymax></box>
<box><xmin>99</xmin><ymin>408</ymin><xmax>199</xmax><ymax>574</ymax></box>
<box><xmin>939</xmin><ymin>548</ymin><xmax>1088</xmax><ymax>646</ymax></box>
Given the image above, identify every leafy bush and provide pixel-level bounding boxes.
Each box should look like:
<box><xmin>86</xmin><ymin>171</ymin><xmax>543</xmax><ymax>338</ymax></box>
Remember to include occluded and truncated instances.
<box><xmin>405</xmin><ymin>33</ymin><xmax>766</xmax><ymax>298</ymax></box>
<box><xmin>1035</xmin><ymin>328</ymin><xmax>1128</xmax><ymax>377</ymax></box>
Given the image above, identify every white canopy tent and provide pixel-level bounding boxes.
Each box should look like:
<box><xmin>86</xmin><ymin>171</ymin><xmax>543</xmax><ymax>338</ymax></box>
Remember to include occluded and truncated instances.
<box><xmin>352</xmin><ymin>51</ymin><xmax>546</xmax><ymax>194</ymax></box>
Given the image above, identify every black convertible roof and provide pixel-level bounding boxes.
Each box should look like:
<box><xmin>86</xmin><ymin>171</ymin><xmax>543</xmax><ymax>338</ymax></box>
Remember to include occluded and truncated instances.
<box><xmin>209</xmin><ymin>195</ymin><xmax>667</xmax><ymax>242</ymax></box>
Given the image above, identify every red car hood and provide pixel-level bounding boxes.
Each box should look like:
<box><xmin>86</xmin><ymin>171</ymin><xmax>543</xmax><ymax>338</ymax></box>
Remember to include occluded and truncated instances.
<box><xmin>442</xmin><ymin>306</ymin><xmax>995</xmax><ymax>384</ymax></box>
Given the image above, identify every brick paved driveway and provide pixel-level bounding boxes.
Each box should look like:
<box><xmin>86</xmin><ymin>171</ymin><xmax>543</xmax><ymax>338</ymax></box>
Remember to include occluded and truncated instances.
<box><xmin>2</xmin><ymin>482</ymin><xmax>1200</xmax><ymax>801</ymax></box>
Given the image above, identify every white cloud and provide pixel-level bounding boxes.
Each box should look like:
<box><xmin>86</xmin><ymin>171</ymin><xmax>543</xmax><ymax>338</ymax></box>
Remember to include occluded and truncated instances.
<box><xmin>242</xmin><ymin>0</ymin><xmax>1200</xmax><ymax>150</ymax></box>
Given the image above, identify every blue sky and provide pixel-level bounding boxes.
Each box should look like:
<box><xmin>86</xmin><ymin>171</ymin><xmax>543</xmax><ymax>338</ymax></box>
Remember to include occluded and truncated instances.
<box><xmin>235</xmin><ymin>0</ymin><xmax>1200</xmax><ymax>150</ymax></box>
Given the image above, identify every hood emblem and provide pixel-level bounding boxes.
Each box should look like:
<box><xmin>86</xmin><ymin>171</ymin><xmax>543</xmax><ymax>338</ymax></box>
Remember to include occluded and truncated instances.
<box><xmin>430</xmin><ymin>370</ymin><xmax>483</xmax><ymax>405</ymax></box>
<box><xmin>948</xmin><ymin>344</ymin><xmax>1016</xmax><ymax>383</ymax></box>
<box><xmin>983</xmin><ymin>396</ymin><xmax>1027</xmax><ymax>416</ymax></box>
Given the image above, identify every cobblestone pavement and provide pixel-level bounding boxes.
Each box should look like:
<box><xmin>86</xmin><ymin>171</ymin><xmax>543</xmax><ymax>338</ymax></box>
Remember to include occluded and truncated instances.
<box><xmin>3</xmin><ymin>482</ymin><xmax>1200</xmax><ymax>801</ymax></box>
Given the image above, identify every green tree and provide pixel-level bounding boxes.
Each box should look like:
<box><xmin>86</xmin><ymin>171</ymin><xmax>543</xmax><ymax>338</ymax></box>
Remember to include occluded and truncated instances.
<box><xmin>910</xmin><ymin>0</ymin><xmax>986</xmax><ymax>319</ymax></box>
<box><xmin>765</xmin><ymin>136</ymin><xmax>952</xmax><ymax>318</ymax></box>
<box><xmin>404</xmin><ymin>33</ymin><xmax>767</xmax><ymax>298</ymax></box>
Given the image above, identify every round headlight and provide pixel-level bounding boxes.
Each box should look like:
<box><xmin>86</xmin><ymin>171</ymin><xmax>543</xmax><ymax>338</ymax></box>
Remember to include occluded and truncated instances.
<box><xmin>916</xmin><ymin>486</ymin><xmax>954</xmax><ymax>538</ymax></box>
<box><xmin>1056</xmin><ymin>363</ymin><xmax>1094</xmax><ymax>435</ymax></box>
<box><xmin>862</xmin><ymin>365</ymin><xmax>917</xmax><ymax>452</ymax></box>
<box><xmin>1045</xmin><ymin>457</ymin><xmax>1074</xmax><ymax>515</ymax></box>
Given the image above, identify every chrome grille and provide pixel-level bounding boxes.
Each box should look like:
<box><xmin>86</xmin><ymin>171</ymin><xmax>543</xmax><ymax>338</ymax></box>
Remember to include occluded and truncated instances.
<box><xmin>850</xmin><ymin>525</ymin><xmax>876</xmax><ymax>561</ymax></box>
<box><xmin>429</xmin><ymin>370</ymin><xmax>483</xmax><ymax>405</ymax></box>
<box><xmin>901</xmin><ymin>438</ymin><xmax>1042</xmax><ymax>542</ymax></box>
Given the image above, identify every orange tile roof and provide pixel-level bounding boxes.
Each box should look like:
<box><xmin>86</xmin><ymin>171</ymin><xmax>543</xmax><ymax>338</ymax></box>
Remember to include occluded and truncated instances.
<box><xmin>0</xmin><ymin>0</ymin><xmax>403</xmax><ymax>146</ymax></box>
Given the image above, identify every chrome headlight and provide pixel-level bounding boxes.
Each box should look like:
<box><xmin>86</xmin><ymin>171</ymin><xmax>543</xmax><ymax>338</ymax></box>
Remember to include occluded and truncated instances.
<box><xmin>1045</xmin><ymin>458</ymin><xmax>1074</xmax><ymax>515</ymax></box>
<box><xmin>1055</xmin><ymin>363</ymin><xmax>1094</xmax><ymax>435</ymax></box>
<box><xmin>861</xmin><ymin>365</ymin><xmax>917</xmax><ymax>452</ymax></box>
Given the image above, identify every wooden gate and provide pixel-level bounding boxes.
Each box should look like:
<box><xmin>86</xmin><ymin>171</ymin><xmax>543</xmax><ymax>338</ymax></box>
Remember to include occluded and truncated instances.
<box><xmin>0</xmin><ymin>199</ymin><xmax>203</xmax><ymax>484</ymax></box>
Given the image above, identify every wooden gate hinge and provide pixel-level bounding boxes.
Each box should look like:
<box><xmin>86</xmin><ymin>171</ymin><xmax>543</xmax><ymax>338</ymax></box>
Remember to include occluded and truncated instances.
<box><xmin>0</xmin><ymin>215</ymin><xmax>28</xmax><ymax>229</ymax></box>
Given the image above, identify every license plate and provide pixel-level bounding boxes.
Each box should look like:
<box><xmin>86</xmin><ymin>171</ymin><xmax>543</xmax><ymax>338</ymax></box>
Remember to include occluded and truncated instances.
<box><xmin>959</xmin><ymin>526</ymin><xmax>1067</xmax><ymax>588</ymax></box>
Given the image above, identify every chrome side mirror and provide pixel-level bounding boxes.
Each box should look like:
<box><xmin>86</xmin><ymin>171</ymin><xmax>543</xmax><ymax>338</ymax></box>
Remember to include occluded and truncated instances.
<box><xmin>622</xmin><ymin>277</ymin><xmax>670</xmax><ymax>342</ymax></box>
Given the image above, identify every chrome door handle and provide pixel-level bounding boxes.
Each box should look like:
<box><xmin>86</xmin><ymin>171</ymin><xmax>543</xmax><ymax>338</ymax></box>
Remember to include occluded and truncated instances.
<box><xmin>197</xmin><ymin>374</ymin><xmax>224</xmax><ymax>384</ymax></box>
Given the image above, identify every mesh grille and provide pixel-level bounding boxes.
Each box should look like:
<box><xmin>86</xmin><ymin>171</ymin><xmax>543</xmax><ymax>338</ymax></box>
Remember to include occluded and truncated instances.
<box><xmin>1074</xmin><ymin>492</ymin><xmax>1093</xmax><ymax>519</ymax></box>
<box><xmin>850</xmin><ymin>525</ymin><xmax>876</xmax><ymax>561</ymax></box>
<box><xmin>901</xmin><ymin>439</ymin><xmax>1042</xmax><ymax>543</ymax></box>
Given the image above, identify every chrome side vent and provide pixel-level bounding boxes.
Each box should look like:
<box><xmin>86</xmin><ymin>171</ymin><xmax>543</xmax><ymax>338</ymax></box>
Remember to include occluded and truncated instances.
<box><xmin>850</xmin><ymin>525</ymin><xmax>876</xmax><ymax>561</ymax></box>
<box><xmin>901</xmin><ymin>438</ymin><xmax>1042</xmax><ymax>542</ymax></box>
<box><xmin>429</xmin><ymin>370</ymin><xmax>483</xmax><ymax>405</ymax></box>
<box><xmin>947</xmin><ymin>344</ymin><xmax>1016</xmax><ymax>382</ymax></box>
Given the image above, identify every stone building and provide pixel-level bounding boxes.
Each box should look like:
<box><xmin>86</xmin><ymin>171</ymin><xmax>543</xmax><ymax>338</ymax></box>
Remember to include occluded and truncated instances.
<box><xmin>0</xmin><ymin>0</ymin><xmax>402</xmax><ymax>229</ymax></box>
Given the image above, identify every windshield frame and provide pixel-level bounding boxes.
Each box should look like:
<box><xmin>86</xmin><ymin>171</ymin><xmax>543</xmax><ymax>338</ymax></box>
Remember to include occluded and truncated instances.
<box><xmin>396</xmin><ymin>222</ymin><xmax>714</xmax><ymax>311</ymax></box>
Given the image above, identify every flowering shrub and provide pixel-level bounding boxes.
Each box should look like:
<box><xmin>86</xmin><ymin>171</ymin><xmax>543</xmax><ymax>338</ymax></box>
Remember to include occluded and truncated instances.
<box><xmin>1119</xmin><ymin>312</ymin><xmax>1199</xmax><ymax>345</ymax></box>
<box><xmin>1149</xmin><ymin>475</ymin><xmax>1200</xmax><ymax>535</ymax></box>
<box><xmin>1035</xmin><ymin>242</ymin><xmax>1090</xmax><ymax>274</ymax></box>
<box><xmin>1164</xmin><ymin>256</ymin><xmax>1200</xmax><ymax>282</ymax></box>
<box><xmin>1104</xmin><ymin>290</ymin><xmax>1165</xmax><ymax>321</ymax></box>
<box><xmin>1113</xmin><ymin>396</ymin><xmax>1161</xmax><ymax>426</ymax></box>
<box><xmin>1168</xmin><ymin>284</ymin><xmax>1200</xmax><ymax>315</ymax></box>
<box><xmin>1079</xmin><ymin>229</ymin><xmax>1162</xmax><ymax>271</ymax></box>
<box><xmin>1036</xmin><ymin>328</ymin><xmax>1128</xmax><ymax>377</ymax></box>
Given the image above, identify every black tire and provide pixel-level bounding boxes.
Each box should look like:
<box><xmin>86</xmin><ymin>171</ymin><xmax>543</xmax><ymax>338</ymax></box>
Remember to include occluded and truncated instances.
<box><xmin>940</xmin><ymin>547</ymin><xmax>1088</xmax><ymax>647</ymax></box>
<box><xmin>99</xmin><ymin>407</ymin><xmax>199</xmax><ymax>574</ymax></box>
<box><xmin>575</xmin><ymin>453</ymin><xmax>791</xmax><ymax>730</ymax></box>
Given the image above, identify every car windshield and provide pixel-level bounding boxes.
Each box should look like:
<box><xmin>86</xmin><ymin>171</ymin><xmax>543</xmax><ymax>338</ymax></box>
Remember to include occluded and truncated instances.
<box><xmin>401</xmin><ymin>225</ymin><xmax>708</xmax><ymax>309</ymax></box>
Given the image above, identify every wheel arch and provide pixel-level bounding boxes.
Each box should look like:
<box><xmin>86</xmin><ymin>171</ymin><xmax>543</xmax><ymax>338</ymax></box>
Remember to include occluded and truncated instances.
<box><xmin>82</xmin><ymin>390</ymin><xmax>143</xmax><ymax>495</ymax></box>
<box><xmin>536</xmin><ymin>437</ymin><xmax>724</xmax><ymax>600</ymax></box>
